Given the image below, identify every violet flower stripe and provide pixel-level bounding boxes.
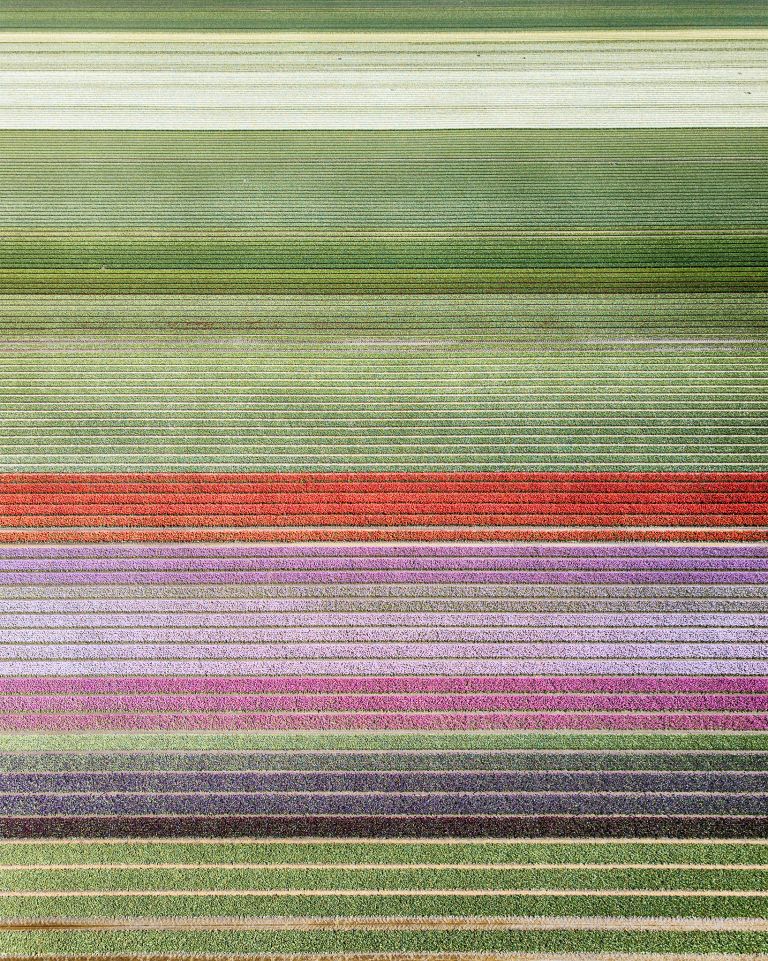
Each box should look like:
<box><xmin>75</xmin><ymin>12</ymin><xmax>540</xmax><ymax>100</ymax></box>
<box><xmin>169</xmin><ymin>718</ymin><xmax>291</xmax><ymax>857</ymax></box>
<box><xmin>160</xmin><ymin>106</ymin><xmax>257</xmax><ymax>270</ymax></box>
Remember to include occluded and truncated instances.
<box><xmin>0</xmin><ymin>601</ymin><xmax>767</xmax><ymax>615</ymax></box>
<box><xmin>4</xmin><ymin>772</ymin><xmax>766</xmax><ymax>792</ymax></box>
<box><xmin>3</xmin><ymin>558</ymin><xmax>768</xmax><ymax>572</ymax></box>
<box><xmin>5</xmin><ymin>692</ymin><xmax>766</xmax><ymax>711</ymax></box>
<box><xmin>1</xmin><ymin>711</ymin><xmax>765</xmax><ymax>731</ymax></box>
<box><xmin>0</xmin><ymin>586</ymin><xmax>759</xmax><ymax>599</ymax></box>
<box><xmin>4</xmin><ymin>643</ymin><xmax>768</xmax><ymax>660</ymax></box>
<box><xmin>1</xmin><ymin>613</ymin><xmax>766</xmax><ymax>627</ymax></box>
<box><xmin>1</xmin><ymin>627</ymin><xmax>765</xmax><ymax>643</ymax></box>
<box><xmin>4</xmin><ymin>793</ymin><xmax>768</xmax><ymax>816</ymax></box>
<box><xmin>2</xmin><ymin>676</ymin><xmax>766</xmax><ymax>693</ymax></box>
<box><xmin>3</xmin><ymin>659</ymin><xmax>768</xmax><ymax>676</ymax></box>
<box><xmin>1</xmin><ymin>628</ymin><xmax>765</xmax><ymax>644</ymax></box>
<box><xmin>0</xmin><ymin>545</ymin><xmax>765</xmax><ymax>558</ymax></box>
<box><xmin>1</xmin><ymin>573</ymin><xmax>764</xmax><ymax>584</ymax></box>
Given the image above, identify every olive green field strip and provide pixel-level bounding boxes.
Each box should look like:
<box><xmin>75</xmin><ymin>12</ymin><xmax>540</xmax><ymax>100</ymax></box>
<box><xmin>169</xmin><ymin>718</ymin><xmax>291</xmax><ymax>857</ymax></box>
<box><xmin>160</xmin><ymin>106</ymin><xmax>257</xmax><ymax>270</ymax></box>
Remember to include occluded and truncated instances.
<box><xmin>8</xmin><ymin>951</ymin><xmax>768</xmax><ymax>961</ymax></box>
<box><xmin>7</xmin><ymin>841</ymin><xmax>768</xmax><ymax>957</ymax></box>
<box><xmin>0</xmin><ymin>34</ymin><xmax>766</xmax><ymax>128</ymax></box>
<box><xmin>2</xmin><ymin>0</ymin><xmax>768</xmax><ymax>31</ymax></box>
<box><xmin>0</xmin><ymin>293</ymin><xmax>765</xmax><ymax>334</ymax></box>
<box><xmin>5</xmin><ymin>952</ymin><xmax>768</xmax><ymax>961</ymax></box>
<box><xmin>2</xmin><ymin>131</ymin><xmax>766</xmax><ymax>287</ymax></box>
<box><xmin>4</xmin><ymin>729</ymin><xmax>768</xmax><ymax>763</ymax></box>
<box><xmin>0</xmin><ymin>139</ymin><xmax>765</xmax><ymax>476</ymax></box>
<box><xmin>6</xmin><ymin>941</ymin><xmax>768</xmax><ymax>961</ymax></box>
<box><xmin>5</xmin><ymin>841</ymin><xmax>768</xmax><ymax>923</ymax></box>
<box><xmin>0</xmin><ymin>329</ymin><xmax>764</xmax><ymax>470</ymax></box>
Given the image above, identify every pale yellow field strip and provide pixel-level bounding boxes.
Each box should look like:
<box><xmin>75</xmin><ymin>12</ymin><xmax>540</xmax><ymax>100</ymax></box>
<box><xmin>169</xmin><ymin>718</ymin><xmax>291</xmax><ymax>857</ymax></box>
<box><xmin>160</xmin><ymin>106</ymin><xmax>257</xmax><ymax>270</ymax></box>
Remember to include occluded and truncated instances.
<box><xmin>1</xmin><ymin>31</ymin><xmax>765</xmax><ymax>128</ymax></box>
<box><xmin>1</xmin><ymin>29</ymin><xmax>768</xmax><ymax>42</ymax></box>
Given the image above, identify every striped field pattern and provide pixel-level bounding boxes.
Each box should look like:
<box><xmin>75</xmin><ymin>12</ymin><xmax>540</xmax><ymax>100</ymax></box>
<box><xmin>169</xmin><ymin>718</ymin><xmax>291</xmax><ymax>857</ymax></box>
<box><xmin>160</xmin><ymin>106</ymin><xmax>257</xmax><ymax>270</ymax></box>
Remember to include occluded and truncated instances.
<box><xmin>1</xmin><ymin>2</ymin><xmax>767</xmax><ymax>961</ymax></box>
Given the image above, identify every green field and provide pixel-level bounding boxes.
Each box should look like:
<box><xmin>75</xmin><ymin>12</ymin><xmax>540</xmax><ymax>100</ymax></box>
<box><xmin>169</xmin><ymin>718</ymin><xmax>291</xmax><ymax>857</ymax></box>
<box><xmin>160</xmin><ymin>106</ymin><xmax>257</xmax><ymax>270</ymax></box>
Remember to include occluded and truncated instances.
<box><xmin>0</xmin><ymin>129</ymin><xmax>764</xmax><ymax>470</ymax></box>
<box><xmin>4</xmin><ymin>840</ymin><xmax>768</xmax><ymax>958</ymax></box>
<box><xmin>1</xmin><ymin>1</ymin><xmax>767</xmax><ymax>31</ymax></box>
<box><xmin>2</xmin><ymin>839</ymin><xmax>766</xmax><ymax>866</ymax></box>
<box><xmin>2</xmin><ymin>928</ymin><xmax>767</xmax><ymax>958</ymax></box>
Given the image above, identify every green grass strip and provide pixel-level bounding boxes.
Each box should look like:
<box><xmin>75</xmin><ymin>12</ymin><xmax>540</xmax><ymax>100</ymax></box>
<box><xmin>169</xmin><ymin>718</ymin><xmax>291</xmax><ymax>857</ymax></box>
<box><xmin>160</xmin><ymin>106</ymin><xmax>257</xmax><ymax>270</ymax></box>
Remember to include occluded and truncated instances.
<box><xmin>1</xmin><ymin>928</ymin><xmax>767</xmax><ymax>958</ymax></box>
<box><xmin>2</xmin><ymin>733</ymin><xmax>767</xmax><ymax>753</ymax></box>
<box><xmin>3</xmin><ymin>129</ymin><xmax>766</xmax><ymax>161</ymax></box>
<box><xmin>2</xmin><ymin>841</ymin><xmax>767</xmax><ymax>868</ymax></box>
<box><xmin>2</xmin><ymin>893</ymin><xmax>768</xmax><ymax>920</ymax></box>
<box><xmin>3</xmin><ymin>131</ymin><xmax>765</xmax><ymax>232</ymax></box>
<box><xmin>1</xmin><ymin>293</ymin><xmax>765</xmax><ymax>336</ymax></box>
<box><xmin>5</xmin><ymin>867</ymin><xmax>768</xmax><ymax>893</ymax></box>
<box><xmin>1</xmin><ymin>0</ymin><xmax>767</xmax><ymax>29</ymax></box>
<box><xmin>4</xmin><ymin>268</ymin><xmax>764</xmax><ymax>295</ymax></box>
